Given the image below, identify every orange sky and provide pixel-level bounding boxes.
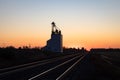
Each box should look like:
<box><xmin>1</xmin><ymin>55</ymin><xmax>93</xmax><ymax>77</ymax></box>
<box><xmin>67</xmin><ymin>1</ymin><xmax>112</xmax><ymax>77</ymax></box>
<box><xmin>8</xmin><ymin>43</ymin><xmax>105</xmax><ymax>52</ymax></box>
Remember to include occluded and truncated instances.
<box><xmin>0</xmin><ymin>0</ymin><xmax>120</xmax><ymax>50</ymax></box>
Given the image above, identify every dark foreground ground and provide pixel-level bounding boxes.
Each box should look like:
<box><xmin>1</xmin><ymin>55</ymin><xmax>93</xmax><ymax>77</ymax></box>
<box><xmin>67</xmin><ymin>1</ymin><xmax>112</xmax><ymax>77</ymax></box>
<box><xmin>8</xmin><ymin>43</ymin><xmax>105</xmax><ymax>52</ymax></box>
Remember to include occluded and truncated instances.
<box><xmin>0</xmin><ymin>47</ymin><xmax>120</xmax><ymax>80</ymax></box>
<box><xmin>0</xmin><ymin>47</ymin><xmax>84</xmax><ymax>68</ymax></box>
<box><xmin>89</xmin><ymin>52</ymin><xmax>120</xmax><ymax>80</ymax></box>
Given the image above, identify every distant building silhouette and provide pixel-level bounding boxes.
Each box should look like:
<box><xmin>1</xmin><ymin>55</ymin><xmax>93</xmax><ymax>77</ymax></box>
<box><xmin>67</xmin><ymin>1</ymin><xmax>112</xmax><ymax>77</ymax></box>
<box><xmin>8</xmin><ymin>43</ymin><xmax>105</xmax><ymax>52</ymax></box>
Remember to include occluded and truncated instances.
<box><xmin>90</xmin><ymin>48</ymin><xmax>120</xmax><ymax>54</ymax></box>
<box><xmin>44</xmin><ymin>22</ymin><xmax>63</xmax><ymax>53</ymax></box>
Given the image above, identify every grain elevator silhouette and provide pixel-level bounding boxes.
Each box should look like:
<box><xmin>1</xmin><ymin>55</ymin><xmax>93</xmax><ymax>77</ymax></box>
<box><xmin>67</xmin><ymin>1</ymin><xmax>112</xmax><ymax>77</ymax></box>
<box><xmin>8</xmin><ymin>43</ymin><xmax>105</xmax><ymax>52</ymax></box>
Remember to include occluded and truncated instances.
<box><xmin>44</xmin><ymin>22</ymin><xmax>63</xmax><ymax>53</ymax></box>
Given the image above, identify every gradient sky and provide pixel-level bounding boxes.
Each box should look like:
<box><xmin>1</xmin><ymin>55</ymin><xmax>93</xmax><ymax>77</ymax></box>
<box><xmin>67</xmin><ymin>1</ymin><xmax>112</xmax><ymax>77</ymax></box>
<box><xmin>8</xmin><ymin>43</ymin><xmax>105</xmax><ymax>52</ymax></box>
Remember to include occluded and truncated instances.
<box><xmin>0</xmin><ymin>0</ymin><xmax>120</xmax><ymax>50</ymax></box>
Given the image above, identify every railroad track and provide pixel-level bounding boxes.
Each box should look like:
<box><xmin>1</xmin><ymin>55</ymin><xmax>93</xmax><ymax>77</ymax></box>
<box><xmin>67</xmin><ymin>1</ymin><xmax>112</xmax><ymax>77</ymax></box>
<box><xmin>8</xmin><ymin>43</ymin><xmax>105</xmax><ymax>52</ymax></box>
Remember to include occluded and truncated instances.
<box><xmin>0</xmin><ymin>53</ymin><xmax>79</xmax><ymax>74</ymax></box>
<box><xmin>28</xmin><ymin>55</ymin><xmax>85</xmax><ymax>80</ymax></box>
<box><xmin>0</xmin><ymin>53</ymin><xmax>85</xmax><ymax>80</ymax></box>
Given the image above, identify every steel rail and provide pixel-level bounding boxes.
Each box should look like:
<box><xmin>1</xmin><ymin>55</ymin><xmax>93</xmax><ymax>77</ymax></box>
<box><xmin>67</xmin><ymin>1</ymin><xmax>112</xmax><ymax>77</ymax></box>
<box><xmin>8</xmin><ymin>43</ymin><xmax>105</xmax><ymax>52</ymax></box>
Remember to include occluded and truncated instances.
<box><xmin>0</xmin><ymin>53</ymin><xmax>80</xmax><ymax>76</ymax></box>
<box><xmin>28</xmin><ymin>55</ymin><xmax>82</xmax><ymax>80</ymax></box>
<box><xmin>56</xmin><ymin>55</ymin><xmax>86</xmax><ymax>80</ymax></box>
